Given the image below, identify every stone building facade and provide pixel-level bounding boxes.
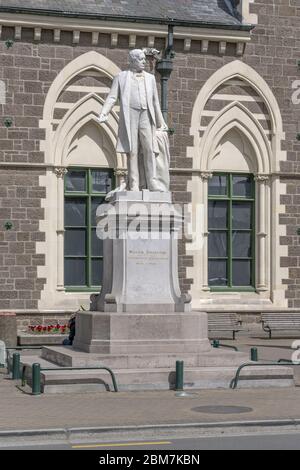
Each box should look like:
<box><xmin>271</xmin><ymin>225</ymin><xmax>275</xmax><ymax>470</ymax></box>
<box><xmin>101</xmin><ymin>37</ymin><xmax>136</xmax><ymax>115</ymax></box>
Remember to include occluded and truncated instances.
<box><xmin>0</xmin><ymin>0</ymin><xmax>299</xmax><ymax>329</ymax></box>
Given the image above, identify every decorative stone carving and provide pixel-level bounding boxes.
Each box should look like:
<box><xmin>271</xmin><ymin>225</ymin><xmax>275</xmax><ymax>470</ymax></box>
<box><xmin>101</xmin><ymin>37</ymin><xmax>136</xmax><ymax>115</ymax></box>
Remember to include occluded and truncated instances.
<box><xmin>34</xmin><ymin>28</ymin><xmax>42</xmax><ymax>41</ymax></box>
<box><xmin>201</xmin><ymin>40</ymin><xmax>209</xmax><ymax>53</ymax></box>
<box><xmin>236</xmin><ymin>42</ymin><xmax>245</xmax><ymax>56</ymax></box>
<box><xmin>200</xmin><ymin>171</ymin><xmax>213</xmax><ymax>180</ymax></box>
<box><xmin>54</xmin><ymin>29</ymin><xmax>61</xmax><ymax>42</ymax></box>
<box><xmin>15</xmin><ymin>26</ymin><xmax>22</xmax><ymax>40</ymax></box>
<box><xmin>92</xmin><ymin>32</ymin><xmax>99</xmax><ymax>45</ymax></box>
<box><xmin>111</xmin><ymin>33</ymin><xmax>118</xmax><ymax>47</ymax></box>
<box><xmin>219</xmin><ymin>41</ymin><xmax>227</xmax><ymax>55</ymax></box>
<box><xmin>114</xmin><ymin>169</ymin><xmax>128</xmax><ymax>177</ymax></box>
<box><xmin>255</xmin><ymin>175</ymin><xmax>269</xmax><ymax>182</ymax></box>
<box><xmin>184</xmin><ymin>39</ymin><xmax>192</xmax><ymax>52</ymax></box>
<box><xmin>73</xmin><ymin>31</ymin><xmax>80</xmax><ymax>44</ymax></box>
<box><xmin>54</xmin><ymin>167</ymin><xmax>68</xmax><ymax>178</ymax></box>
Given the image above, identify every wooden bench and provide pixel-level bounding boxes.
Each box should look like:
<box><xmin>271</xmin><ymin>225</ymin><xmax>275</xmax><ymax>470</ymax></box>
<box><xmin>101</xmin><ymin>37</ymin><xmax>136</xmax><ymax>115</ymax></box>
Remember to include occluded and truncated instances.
<box><xmin>208</xmin><ymin>313</ymin><xmax>242</xmax><ymax>340</ymax></box>
<box><xmin>261</xmin><ymin>313</ymin><xmax>300</xmax><ymax>339</ymax></box>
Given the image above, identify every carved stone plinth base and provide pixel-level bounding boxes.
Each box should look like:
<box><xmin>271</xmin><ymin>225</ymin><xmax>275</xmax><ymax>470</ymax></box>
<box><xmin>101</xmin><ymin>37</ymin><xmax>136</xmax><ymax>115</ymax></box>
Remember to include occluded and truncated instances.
<box><xmin>73</xmin><ymin>311</ymin><xmax>210</xmax><ymax>354</ymax></box>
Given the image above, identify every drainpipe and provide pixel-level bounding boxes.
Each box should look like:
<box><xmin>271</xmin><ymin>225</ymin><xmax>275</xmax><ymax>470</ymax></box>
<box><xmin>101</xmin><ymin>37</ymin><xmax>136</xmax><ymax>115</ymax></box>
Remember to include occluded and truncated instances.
<box><xmin>156</xmin><ymin>24</ymin><xmax>175</xmax><ymax>125</ymax></box>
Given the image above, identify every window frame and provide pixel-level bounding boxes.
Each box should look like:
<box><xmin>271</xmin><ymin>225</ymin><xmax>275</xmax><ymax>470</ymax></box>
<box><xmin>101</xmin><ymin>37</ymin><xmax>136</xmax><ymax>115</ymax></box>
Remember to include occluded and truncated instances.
<box><xmin>64</xmin><ymin>167</ymin><xmax>114</xmax><ymax>292</ymax></box>
<box><xmin>208</xmin><ymin>172</ymin><xmax>256</xmax><ymax>292</ymax></box>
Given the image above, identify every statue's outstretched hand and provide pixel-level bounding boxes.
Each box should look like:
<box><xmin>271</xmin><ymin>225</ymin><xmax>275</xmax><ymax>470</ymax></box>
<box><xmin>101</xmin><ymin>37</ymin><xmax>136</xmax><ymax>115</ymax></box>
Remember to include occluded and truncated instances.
<box><xmin>158</xmin><ymin>121</ymin><xmax>169</xmax><ymax>131</ymax></box>
<box><xmin>98</xmin><ymin>113</ymin><xmax>108</xmax><ymax>123</ymax></box>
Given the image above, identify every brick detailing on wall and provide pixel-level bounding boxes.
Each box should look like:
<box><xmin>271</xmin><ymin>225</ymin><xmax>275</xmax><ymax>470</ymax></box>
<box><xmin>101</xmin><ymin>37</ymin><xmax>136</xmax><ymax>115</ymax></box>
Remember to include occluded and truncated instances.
<box><xmin>0</xmin><ymin>168</ymin><xmax>46</xmax><ymax>309</ymax></box>
<box><xmin>280</xmin><ymin>180</ymin><xmax>300</xmax><ymax>308</ymax></box>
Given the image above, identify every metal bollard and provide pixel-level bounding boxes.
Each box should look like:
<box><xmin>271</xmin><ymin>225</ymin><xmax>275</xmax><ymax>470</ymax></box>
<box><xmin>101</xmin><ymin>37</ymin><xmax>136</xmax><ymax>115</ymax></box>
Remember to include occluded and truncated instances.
<box><xmin>12</xmin><ymin>352</ymin><xmax>20</xmax><ymax>380</ymax></box>
<box><xmin>32</xmin><ymin>363</ymin><xmax>41</xmax><ymax>395</ymax></box>
<box><xmin>250</xmin><ymin>347</ymin><xmax>258</xmax><ymax>362</ymax></box>
<box><xmin>212</xmin><ymin>340</ymin><xmax>220</xmax><ymax>348</ymax></box>
<box><xmin>175</xmin><ymin>360</ymin><xmax>184</xmax><ymax>391</ymax></box>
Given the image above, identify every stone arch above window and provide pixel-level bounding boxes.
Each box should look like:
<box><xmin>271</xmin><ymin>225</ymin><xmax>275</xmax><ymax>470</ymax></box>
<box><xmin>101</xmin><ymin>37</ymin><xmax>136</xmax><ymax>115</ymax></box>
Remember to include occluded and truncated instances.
<box><xmin>189</xmin><ymin>60</ymin><xmax>286</xmax><ymax>173</ymax></box>
<box><xmin>210</xmin><ymin>128</ymin><xmax>257</xmax><ymax>173</ymax></box>
<box><xmin>200</xmin><ymin>101</ymin><xmax>272</xmax><ymax>175</ymax></box>
<box><xmin>40</xmin><ymin>51</ymin><xmax>122</xmax><ymax>167</ymax></box>
<box><xmin>52</xmin><ymin>93</ymin><xmax>121</xmax><ymax>169</ymax></box>
<box><xmin>200</xmin><ymin>77</ymin><xmax>272</xmax><ymax>143</ymax></box>
<box><xmin>67</xmin><ymin>120</ymin><xmax>115</xmax><ymax>168</ymax></box>
<box><xmin>43</xmin><ymin>51</ymin><xmax>120</xmax><ymax>122</ymax></box>
<box><xmin>186</xmin><ymin>60</ymin><xmax>288</xmax><ymax>310</ymax></box>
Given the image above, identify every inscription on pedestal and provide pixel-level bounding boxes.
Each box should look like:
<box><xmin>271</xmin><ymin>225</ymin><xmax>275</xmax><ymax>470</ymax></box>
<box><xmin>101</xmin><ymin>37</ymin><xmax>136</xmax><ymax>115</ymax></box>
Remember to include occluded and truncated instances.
<box><xmin>128</xmin><ymin>249</ymin><xmax>168</xmax><ymax>265</ymax></box>
<box><xmin>126</xmin><ymin>240</ymin><xmax>172</xmax><ymax>303</ymax></box>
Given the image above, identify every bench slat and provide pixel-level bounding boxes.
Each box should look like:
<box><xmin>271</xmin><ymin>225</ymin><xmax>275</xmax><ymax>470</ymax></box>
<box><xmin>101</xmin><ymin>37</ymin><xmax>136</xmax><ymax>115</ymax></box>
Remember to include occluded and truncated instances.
<box><xmin>207</xmin><ymin>313</ymin><xmax>242</xmax><ymax>339</ymax></box>
<box><xmin>261</xmin><ymin>313</ymin><xmax>300</xmax><ymax>337</ymax></box>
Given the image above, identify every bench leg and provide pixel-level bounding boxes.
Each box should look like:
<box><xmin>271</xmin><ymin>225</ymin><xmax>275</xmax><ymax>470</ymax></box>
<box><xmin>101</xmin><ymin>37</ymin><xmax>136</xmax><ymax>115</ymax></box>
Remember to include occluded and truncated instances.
<box><xmin>269</xmin><ymin>330</ymin><xmax>272</xmax><ymax>339</ymax></box>
<box><xmin>233</xmin><ymin>331</ymin><xmax>236</xmax><ymax>340</ymax></box>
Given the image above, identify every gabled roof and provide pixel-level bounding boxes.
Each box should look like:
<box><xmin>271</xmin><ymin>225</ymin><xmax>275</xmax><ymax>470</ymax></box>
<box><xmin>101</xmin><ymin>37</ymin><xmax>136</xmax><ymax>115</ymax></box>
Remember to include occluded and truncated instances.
<box><xmin>0</xmin><ymin>0</ymin><xmax>250</xmax><ymax>30</ymax></box>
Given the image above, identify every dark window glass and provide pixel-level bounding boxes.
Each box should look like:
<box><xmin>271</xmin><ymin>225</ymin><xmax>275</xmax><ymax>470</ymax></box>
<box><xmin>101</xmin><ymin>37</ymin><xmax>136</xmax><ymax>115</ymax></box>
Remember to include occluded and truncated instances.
<box><xmin>232</xmin><ymin>175</ymin><xmax>252</xmax><ymax>198</ymax></box>
<box><xmin>208</xmin><ymin>173</ymin><xmax>254</xmax><ymax>289</ymax></box>
<box><xmin>64</xmin><ymin>259</ymin><xmax>86</xmax><ymax>286</ymax></box>
<box><xmin>64</xmin><ymin>168</ymin><xmax>113</xmax><ymax>289</ymax></box>
<box><xmin>92</xmin><ymin>170</ymin><xmax>112</xmax><ymax>193</ymax></box>
<box><xmin>208</xmin><ymin>260</ymin><xmax>228</xmax><ymax>286</ymax></box>
<box><xmin>64</xmin><ymin>230</ymin><xmax>86</xmax><ymax>256</ymax></box>
<box><xmin>65</xmin><ymin>170</ymin><xmax>86</xmax><ymax>192</ymax></box>
<box><xmin>91</xmin><ymin>229</ymin><xmax>103</xmax><ymax>257</ymax></box>
<box><xmin>208</xmin><ymin>175</ymin><xmax>227</xmax><ymax>196</ymax></box>
<box><xmin>91</xmin><ymin>197</ymin><xmax>106</xmax><ymax>226</ymax></box>
<box><xmin>232</xmin><ymin>232</ymin><xmax>252</xmax><ymax>258</ymax></box>
<box><xmin>208</xmin><ymin>231</ymin><xmax>227</xmax><ymax>258</ymax></box>
<box><xmin>232</xmin><ymin>202</ymin><xmax>252</xmax><ymax>230</ymax></box>
<box><xmin>91</xmin><ymin>258</ymin><xmax>103</xmax><ymax>286</ymax></box>
<box><xmin>64</xmin><ymin>198</ymin><xmax>86</xmax><ymax>226</ymax></box>
<box><xmin>208</xmin><ymin>201</ymin><xmax>228</xmax><ymax>229</ymax></box>
<box><xmin>232</xmin><ymin>260</ymin><xmax>252</xmax><ymax>286</ymax></box>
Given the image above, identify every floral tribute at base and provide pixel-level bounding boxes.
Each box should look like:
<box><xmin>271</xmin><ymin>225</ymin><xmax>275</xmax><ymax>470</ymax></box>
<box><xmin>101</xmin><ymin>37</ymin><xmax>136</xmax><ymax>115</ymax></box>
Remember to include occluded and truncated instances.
<box><xmin>28</xmin><ymin>324</ymin><xmax>69</xmax><ymax>335</ymax></box>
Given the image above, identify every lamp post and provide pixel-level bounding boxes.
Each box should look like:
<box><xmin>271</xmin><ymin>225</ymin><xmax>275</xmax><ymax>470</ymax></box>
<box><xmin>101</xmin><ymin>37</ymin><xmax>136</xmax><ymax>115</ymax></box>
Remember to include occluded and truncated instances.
<box><xmin>156</xmin><ymin>24</ymin><xmax>175</xmax><ymax>124</ymax></box>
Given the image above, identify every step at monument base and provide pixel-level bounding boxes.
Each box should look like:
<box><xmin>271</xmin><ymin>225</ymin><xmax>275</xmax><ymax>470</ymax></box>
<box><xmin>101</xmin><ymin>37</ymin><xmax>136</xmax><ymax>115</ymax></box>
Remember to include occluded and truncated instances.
<box><xmin>20</xmin><ymin>347</ymin><xmax>294</xmax><ymax>393</ymax></box>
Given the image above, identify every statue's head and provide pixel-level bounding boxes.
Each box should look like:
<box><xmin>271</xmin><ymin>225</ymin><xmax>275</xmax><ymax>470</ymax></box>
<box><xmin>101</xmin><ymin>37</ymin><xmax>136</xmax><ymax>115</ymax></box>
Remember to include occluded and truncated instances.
<box><xmin>128</xmin><ymin>49</ymin><xmax>146</xmax><ymax>72</ymax></box>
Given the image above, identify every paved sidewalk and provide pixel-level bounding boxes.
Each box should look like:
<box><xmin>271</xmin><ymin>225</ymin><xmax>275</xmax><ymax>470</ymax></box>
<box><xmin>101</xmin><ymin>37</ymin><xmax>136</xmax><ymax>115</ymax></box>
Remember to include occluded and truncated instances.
<box><xmin>1</xmin><ymin>328</ymin><xmax>300</xmax><ymax>439</ymax></box>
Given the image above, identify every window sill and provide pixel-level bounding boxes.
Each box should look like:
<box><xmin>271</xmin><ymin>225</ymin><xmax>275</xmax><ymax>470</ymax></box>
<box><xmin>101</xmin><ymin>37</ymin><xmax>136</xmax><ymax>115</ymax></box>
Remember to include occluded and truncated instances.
<box><xmin>64</xmin><ymin>287</ymin><xmax>100</xmax><ymax>293</ymax></box>
<box><xmin>209</xmin><ymin>287</ymin><xmax>256</xmax><ymax>293</ymax></box>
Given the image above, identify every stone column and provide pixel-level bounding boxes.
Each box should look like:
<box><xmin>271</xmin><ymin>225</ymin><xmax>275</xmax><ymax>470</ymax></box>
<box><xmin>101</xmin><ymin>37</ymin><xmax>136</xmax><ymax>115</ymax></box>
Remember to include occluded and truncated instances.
<box><xmin>54</xmin><ymin>167</ymin><xmax>68</xmax><ymax>291</ymax></box>
<box><xmin>255</xmin><ymin>175</ymin><xmax>269</xmax><ymax>291</ymax></box>
<box><xmin>200</xmin><ymin>172</ymin><xmax>213</xmax><ymax>291</ymax></box>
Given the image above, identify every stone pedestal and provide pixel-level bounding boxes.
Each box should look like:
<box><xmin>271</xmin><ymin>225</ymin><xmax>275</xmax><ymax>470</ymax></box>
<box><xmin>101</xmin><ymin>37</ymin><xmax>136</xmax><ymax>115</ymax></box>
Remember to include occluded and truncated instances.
<box><xmin>73</xmin><ymin>311</ymin><xmax>210</xmax><ymax>354</ymax></box>
<box><xmin>93</xmin><ymin>191</ymin><xmax>191</xmax><ymax>313</ymax></box>
<box><xmin>73</xmin><ymin>190</ymin><xmax>202</xmax><ymax>356</ymax></box>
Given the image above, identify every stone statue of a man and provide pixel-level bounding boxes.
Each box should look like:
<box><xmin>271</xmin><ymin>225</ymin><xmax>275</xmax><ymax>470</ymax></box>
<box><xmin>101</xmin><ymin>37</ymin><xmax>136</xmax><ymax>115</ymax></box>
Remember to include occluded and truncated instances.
<box><xmin>98</xmin><ymin>49</ymin><xmax>169</xmax><ymax>192</ymax></box>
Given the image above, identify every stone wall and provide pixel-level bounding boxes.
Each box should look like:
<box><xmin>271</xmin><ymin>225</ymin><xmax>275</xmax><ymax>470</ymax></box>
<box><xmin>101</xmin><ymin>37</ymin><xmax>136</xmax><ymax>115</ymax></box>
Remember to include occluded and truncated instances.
<box><xmin>0</xmin><ymin>0</ymin><xmax>298</xmax><ymax>310</ymax></box>
<box><xmin>0</xmin><ymin>168</ymin><xmax>46</xmax><ymax>309</ymax></box>
<box><xmin>246</xmin><ymin>0</ymin><xmax>300</xmax><ymax>308</ymax></box>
